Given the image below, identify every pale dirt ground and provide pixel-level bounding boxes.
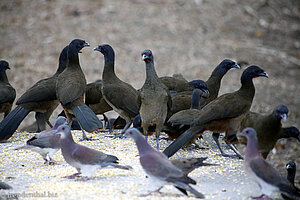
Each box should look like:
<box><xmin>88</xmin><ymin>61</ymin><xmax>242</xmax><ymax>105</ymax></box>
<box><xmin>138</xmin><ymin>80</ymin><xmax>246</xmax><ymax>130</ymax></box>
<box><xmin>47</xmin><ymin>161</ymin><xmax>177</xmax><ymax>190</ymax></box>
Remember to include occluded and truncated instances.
<box><xmin>0</xmin><ymin>0</ymin><xmax>299</xmax><ymax>199</ymax></box>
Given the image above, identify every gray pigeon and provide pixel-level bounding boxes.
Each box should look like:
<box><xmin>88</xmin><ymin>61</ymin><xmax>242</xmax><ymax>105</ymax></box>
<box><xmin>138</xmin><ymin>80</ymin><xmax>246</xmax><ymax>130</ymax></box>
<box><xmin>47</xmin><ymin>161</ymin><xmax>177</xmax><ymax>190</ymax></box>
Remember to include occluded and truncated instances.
<box><xmin>56</xmin><ymin>124</ymin><xmax>132</xmax><ymax>181</ymax></box>
<box><xmin>124</xmin><ymin>128</ymin><xmax>205</xmax><ymax>198</ymax></box>
<box><xmin>15</xmin><ymin>116</ymin><xmax>68</xmax><ymax>164</ymax></box>
<box><xmin>238</xmin><ymin>127</ymin><xmax>300</xmax><ymax>200</ymax></box>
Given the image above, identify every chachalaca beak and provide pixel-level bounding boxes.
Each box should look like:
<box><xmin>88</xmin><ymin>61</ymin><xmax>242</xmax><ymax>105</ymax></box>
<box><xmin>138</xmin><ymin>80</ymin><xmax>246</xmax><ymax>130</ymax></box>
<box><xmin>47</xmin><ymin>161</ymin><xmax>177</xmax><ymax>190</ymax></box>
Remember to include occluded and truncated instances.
<box><xmin>93</xmin><ymin>46</ymin><xmax>100</xmax><ymax>52</ymax></box>
<box><xmin>142</xmin><ymin>54</ymin><xmax>151</xmax><ymax>62</ymax></box>
<box><xmin>79</xmin><ymin>42</ymin><xmax>90</xmax><ymax>53</ymax></box>
<box><xmin>257</xmin><ymin>72</ymin><xmax>269</xmax><ymax>78</ymax></box>
<box><xmin>279</xmin><ymin>113</ymin><xmax>287</xmax><ymax>121</ymax></box>
<box><xmin>232</xmin><ymin>64</ymin><xmax>240</xmax><ymax>69</ymax></box>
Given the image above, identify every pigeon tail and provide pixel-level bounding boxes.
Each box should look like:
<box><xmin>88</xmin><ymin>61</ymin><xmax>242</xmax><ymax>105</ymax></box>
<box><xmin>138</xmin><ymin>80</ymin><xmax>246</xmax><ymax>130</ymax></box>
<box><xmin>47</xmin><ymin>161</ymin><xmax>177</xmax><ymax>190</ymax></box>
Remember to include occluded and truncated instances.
<box><xmin>72</xmin><ymin>104</ymin><xmax>103</xmax><ymax>132</ymax></box>
<box><xmin>108</xmin><ymin>163</ymin><xmax>133</xmax><ymax>170</ymax></box>
<box><xmin>163</xmin><ymin>126</ymin><xmax>204</xmax><ymax>158</ymax></box>
<box><xmin>0</xmin><ymin>106</ymin><xmax>30</xmax><ymax>141</ymax></box>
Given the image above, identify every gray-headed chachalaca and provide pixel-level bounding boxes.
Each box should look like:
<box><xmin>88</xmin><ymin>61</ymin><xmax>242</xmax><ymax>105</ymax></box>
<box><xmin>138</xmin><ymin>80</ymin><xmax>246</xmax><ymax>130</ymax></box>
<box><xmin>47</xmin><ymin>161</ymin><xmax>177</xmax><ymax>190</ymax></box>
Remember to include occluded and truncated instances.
<box><xmin>139</xmin><ymin>49</ymin><xmax>171</xmax><ymax>150</ymax></box>
<box><xmin>0</xmin><ymin>46</ymin><xmax>68</xmax><ymax>142</ymax></box>
<box><xmin>94</xmin><ymin>44</ymin><xmax>140</xmax><ymax>133</ymax></box>
<box><xmin>163</xmin><ymin>65</ymin><xmax>269</xmax><ymax>158</ymax></box>
<box><xmin>0</xmin><ymin>60</ymin><xmax>16</xmax><ymax>118</ymax></box>
<box><xmin>56</xmin><ymin>39</ymin><xmax>103</xmax><ymax>140</ymax></box>
<box><xmin>224</xmin><ymin>104</ymin><xmax>300</xmax><ymax>158</ymax></box>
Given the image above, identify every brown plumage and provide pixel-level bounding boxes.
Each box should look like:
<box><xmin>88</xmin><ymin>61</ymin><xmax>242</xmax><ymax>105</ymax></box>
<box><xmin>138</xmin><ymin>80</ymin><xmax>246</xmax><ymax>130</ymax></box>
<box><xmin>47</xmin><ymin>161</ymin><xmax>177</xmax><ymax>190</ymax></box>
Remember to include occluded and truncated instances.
<box><xmin>0</xmin><ymin>46</ymin><xmax>68</xmax><ymax>142</ymax></box>
<box><xmin>139</xmin><ymin>49</ymin><xmax>171</xmax><ymax>150</ymax></box>
<box><xmin>56</xmin><ymin>39</ymin><xmax>103</xmax><ymax>140</ymax></box>
<box><xmin>94</xmin><ymin>44</ymin><xmax>140</xmax><ymax>133</ymax></box>
<box><xmin>224</xmin><ymin>105</ymin><xmax>300</xmax><ymax>159</ymax></box>
<box><xmin>0</xmin><ymin>60</ymin><xmax>16</xmax><ymax>118</ymax></box>
<box><xmin>163</xmin><ymin>65</ymin><xmax>269</xmax><ymax>158</ymax></box>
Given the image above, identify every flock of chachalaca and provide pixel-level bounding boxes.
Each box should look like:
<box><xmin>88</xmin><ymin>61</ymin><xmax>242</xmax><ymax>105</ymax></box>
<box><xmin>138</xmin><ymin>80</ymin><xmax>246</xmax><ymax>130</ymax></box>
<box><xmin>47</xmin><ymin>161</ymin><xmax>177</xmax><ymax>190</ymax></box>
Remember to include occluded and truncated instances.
<box><xmin>0</xmin><ymin>39</ymin><xmax>299</xmax><ymax>199</ymax></box>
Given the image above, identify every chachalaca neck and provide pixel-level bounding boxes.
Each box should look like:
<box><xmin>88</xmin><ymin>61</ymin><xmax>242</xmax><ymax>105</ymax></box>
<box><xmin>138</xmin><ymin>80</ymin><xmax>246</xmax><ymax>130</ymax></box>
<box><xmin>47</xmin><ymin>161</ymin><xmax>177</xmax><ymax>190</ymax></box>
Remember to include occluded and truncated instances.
<box><xmin>144</xmin><ymin>61</ymin><xmax>159</xmax><ymax>85</ymax></box>
<box><xmin>102</xmin><ymin>50</ymin><xmax>119</xmax><ymax>82</ymax></box>
<box><xmin>205</xmin><ymin>66</ymin><xmax>228</xmax><ymax>98</ymax></box>
<box><xmin>238</xmin><ymin>73</ymin><xmax>256</xmax><ymax>100</ymax></box>
<box><xmin>67</xmin><ymin>47</ymin><xmax>80</xmax><ymax>69</ymax></box>
<box><xmin>190</xmin><ymin>89</ymin><xmax>202</xmax><ymax>109</ymax></box>
<box><xmin>0</xmin><ymin>70</ymin><xmax>9</xmax><ymax>83</ymax></box>
<box><xmin>55</xmin><ymin>46</ymin><xmax>68</xmax><ymax>74</ymax></box>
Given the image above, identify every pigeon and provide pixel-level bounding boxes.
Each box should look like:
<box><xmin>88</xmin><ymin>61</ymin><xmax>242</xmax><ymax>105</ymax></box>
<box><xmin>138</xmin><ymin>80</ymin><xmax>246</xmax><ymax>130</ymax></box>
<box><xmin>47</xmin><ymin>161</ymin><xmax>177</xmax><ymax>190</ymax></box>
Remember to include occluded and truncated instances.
<box><xmin>15</xmin><ymin>116</ymin><xmax>68</xmax><ymax>164</ymax></box>
<box><xmin>124</xmin><ymin>128</ymin><xmax>205</xmax><ymax>198</ymax></box>
<box><xmin>56</xmin><ymin>124</ymin><xmax>132</xmax><ymax>181</ymax></box>
<box><xmin>238</xmin><ymin>127</ymin><xmax>300</xmax><ymax>199</ymax></box>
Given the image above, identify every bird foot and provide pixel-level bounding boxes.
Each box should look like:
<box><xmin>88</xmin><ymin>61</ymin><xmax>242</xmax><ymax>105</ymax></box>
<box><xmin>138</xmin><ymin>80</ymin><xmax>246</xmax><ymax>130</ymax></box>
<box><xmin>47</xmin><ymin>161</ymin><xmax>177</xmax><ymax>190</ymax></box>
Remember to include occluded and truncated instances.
<box><xmin>221</xmin><ymin>153</ymin><xmax>241</xmax><ymax>159</ymax></box>
<box><xmin>139</xmin><ymin>187</ymin><xmax>163</xmax><ymax>197</ymax></box>
<box><xmin>63</xmin><ymin>173</ymin><xmax>81</xmax><ymax>179</ymax></box>
<box><xmin>75</xmin><ymin>177</ymin><xmax>89</xmax><ymax>182</ymax></box>
<box><xmin>250</xmin><ymin>194</ymin><xmax>270</xmax><ymax>199</ymax></box>
<box><xmin>79</xmin><ymin>136</ymin><xmax>95</xmax><ymax>141</ymax></box>
<box><xmin>48</xmin><ymin>159</ymin><xmax>58</xmax><ymax>165</ymax></box>
<box><xmin>105</xmin><ymin>132</ymin><xmax>124</xmax><ymax>139</ymax></box>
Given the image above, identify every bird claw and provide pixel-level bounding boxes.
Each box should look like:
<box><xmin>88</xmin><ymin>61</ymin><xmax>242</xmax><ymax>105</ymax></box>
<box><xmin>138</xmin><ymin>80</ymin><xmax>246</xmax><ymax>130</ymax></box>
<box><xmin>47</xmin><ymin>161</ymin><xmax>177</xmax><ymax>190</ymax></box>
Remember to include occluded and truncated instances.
<box><xmin>63</xmin><ymin>173</ymin><xmax>81</xmax><ymax>179</ymax></box>
<box><xmin>48</xmin><ymin>160</ymin><xmax>58</xmax><ymax>165</ymax></box>
<box><xmin>75</xmin><ymin>177</ymin><xmax>89</xmax><ymax>182</ymax></box>
<box><xmin>250</xmin><ymin>194</ymin><xmax>270</xmax><ymax>199</ymax></box>
<box><xmin>221</xmin><ymin>153</ymin><xmax>243</xmax><ymax>159</ymax></box>
<box><xmin>79</xmin><ymin>136</ymin><xmax>95</xmax><ymax>141</ymax></box>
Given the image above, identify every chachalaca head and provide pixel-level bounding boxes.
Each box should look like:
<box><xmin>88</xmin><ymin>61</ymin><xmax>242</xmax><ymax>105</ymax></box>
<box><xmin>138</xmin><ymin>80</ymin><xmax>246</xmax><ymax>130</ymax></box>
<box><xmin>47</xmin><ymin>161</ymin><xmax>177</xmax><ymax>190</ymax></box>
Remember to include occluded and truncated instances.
<box><xmin>286</xmin><ymin>161</ymin><xmax>296</xmax><ymax>185</ymax></box>
<box><xmin>273</xmin><ymin>104</ymin><xmax>288</xmax><ymax>121</ymax></box>
<box><xmin>0</xmin><ymin>60</ymin><xmax>10</xmax><ymax>71</ymax></box>
<box><xmin>68</xmin><ymin>39</ymin><xmax>90</xmax><ymax>54</ymax></box>
<box><xmin>141</xmin><ymin>49</ymin><xmax>153</xmax><ymax>63</ymax></box>
<box><xmin>213</xmin><ymin>59</ymin><xmax>240</xmax><ymax>75</ymax></box>
<box><xmin>188</xmin><ymin>80</ymin><xmax>209</xmax><ymax>95</ymax></box>
<box><xmin>94</xmin><ymin>44</ymin><xmax>115</xmax><ymax>62</ymax></box>
<box><xmin>241</xmin><ymin>65</ymin><xmax>269</xmax><ymax>82</ymax></box>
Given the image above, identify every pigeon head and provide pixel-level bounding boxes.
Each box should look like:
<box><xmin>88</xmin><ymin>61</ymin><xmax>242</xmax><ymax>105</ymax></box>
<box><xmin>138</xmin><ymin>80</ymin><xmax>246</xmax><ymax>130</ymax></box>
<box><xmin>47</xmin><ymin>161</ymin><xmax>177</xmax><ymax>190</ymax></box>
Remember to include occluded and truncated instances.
<box><xmin>0</xmin><ymin>60</ymin><xmax>10</xmax><ymax>71</ymax></box>
<box><xmin>56</xmin><ymin>125</ymin><xmax>71</xmax><ymax>139</ymax></box>
<box><xmin>218</xmin><ymin>59</ymin><xmax>240</xmax><ymax>71</ymax></box>
<box><xmin>237</xmin><ymin>127</ymin><xmax>258</xmax><ymax>140</ymax></box>
<box><xmin>273</xmin><ymin>104</ymin><xmax>288</xmax><ymax>121</ymax></box>
<box><xmin>241</xmin><ymin>65</ymin><xmax>269</xmax><ymax>81</ymax></box>
<box><xmin>188</xmin><ymin>80</ymin><xmax>209</xmax><ymax>95</ymax></box>
<box><xmin>286</xmin><ymin>161</ymin><xmax>296</xmax><ymax>171</ymax></box>
<box><xmin>53</xmin><ymin>116</ymin><xmax>68</xmax><ymax>129</ymax></box>
<box><xmin>141</xmin><ymin>49</ymin><xmax>153</xmax><ymax>63</ymax></box>
<box><xmin>124</xmin><ymin>128</ymin><xmax>143</xmax><ymax>141</ymax></box>
<box><xmin>69</xmin><ymin>39</ymin><xmax>90</xmax><ymax>54</ymax></box>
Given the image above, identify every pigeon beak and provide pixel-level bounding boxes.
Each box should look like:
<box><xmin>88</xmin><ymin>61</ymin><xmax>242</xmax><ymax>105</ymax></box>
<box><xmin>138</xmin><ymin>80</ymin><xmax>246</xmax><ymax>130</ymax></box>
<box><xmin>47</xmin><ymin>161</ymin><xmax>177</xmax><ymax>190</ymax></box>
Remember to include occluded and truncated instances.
<box><xmin>237</xmin><ymin>131</ymin><xmax>246</xmax><ymax>138</ymax></box>
<box><xmin>232</xmin><ymin>64</ymin><xmax>240</xmax><ymax>69</ymax></box>
<box><xmin>280</xmin><ymin>114</ymin><xmax>287</xmax><ymax>121</ymax></box>
<box><xmin>258</xmin><ymin>72</ymin><xmax>269</xmax><ymax>78</ymax></box>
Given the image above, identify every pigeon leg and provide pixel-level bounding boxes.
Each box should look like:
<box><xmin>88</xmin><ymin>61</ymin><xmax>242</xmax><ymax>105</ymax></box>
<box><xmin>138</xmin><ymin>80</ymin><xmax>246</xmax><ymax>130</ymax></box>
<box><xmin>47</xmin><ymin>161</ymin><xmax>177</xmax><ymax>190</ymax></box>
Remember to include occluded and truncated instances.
<box><xmin>63</xmin><ymin>172</ymin><xmax>81</xmax><ymax>179</ymax></box>
<box><xmin>139</xmin><ymin>186</ymin><xmax>163</xmax><ymax>197</ymax></box>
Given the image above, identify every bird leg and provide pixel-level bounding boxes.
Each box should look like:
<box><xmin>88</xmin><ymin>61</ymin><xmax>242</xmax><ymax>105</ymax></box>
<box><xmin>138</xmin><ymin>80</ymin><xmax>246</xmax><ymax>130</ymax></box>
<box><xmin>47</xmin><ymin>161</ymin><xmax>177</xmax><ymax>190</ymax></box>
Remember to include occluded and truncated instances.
<box><xmin>225</xmin><ymin>143</ymin><xmax>244</xmax><ymax>159</ymax></box>
<box><xmin>139</xmin><ymin>186</ymin><xmax>163</xmax><ymax>197</ymax></box>
<box><xmin>155</xmin><ymin>131</ymin><xmax>160</xmax><ymax>150</ymax></box>
<box><xmin>102</xmin><ymin>114</ymin><xmax>109</xmax><ymax>129</ymax></box>
<box><xmin>63</xmin><ymin>172</ymin><xmax>81</xmax><ymax>179</ymax></box>
<box><xmin>120</xmin><ymin>121</ymin><xmax>132</xmax><ymax>134</ymax></box>
<box><xmin>212</xmin><ymin>132</ymin><xmax>237</xmax><ymax>158</ymax></box>
<box><xmin>75</xmin><ymin>177</ymin><xmax>89</xmax><ymax>182</ymax></box>
<box><xmin>250</xmin><ymin>194</ymin><xmax>270</xmax><ymax>199</ymax></box>
<box><xmin>73</xmin><ymin>121</ymin><xmax>93</xmax><ymax>141</ymax></box>
<box><xmin>46</xmin><ymin>119</ymin><xmax>53</xmax><ymax>128</ymax></box>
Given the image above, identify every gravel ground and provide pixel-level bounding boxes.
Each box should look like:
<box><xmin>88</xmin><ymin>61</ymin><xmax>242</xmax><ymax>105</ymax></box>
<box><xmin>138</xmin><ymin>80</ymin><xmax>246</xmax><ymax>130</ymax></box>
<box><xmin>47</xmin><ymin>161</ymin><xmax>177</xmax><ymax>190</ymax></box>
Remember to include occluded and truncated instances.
<box><xmin>0</xmin><ymin>130</ymin><xmax>268</xmax><ymax>200</ymax></box>
<box><xmin>0</xmin><ymin>0</ymin><xmax>299</xmax><ymax>199</ymax></box>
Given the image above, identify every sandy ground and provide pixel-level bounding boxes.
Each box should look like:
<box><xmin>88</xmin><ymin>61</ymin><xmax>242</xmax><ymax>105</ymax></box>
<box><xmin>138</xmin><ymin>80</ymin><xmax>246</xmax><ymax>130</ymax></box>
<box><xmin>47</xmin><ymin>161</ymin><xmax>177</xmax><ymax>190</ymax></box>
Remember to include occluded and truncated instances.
<box><xmin>0</xmin><ymin>130</ymin><xmax>270</xmax><ymax>200</ymax></box>
<box><xmin>0</xmin><ymin>0</ymin><xmax>299</xmax><ymax>199</ymax></box>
